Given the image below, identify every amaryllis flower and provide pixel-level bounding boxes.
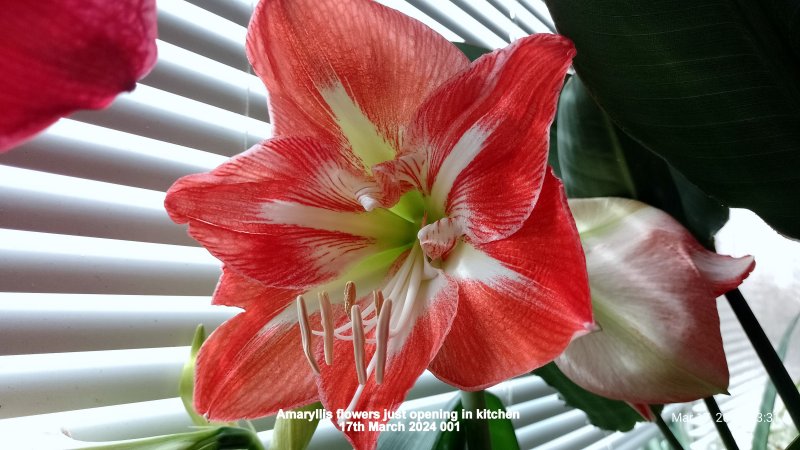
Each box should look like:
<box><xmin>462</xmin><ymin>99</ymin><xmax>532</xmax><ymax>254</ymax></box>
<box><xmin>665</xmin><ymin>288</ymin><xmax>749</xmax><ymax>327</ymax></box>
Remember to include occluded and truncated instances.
<box><xmin>165</xmin><ymin>0</ymin><xmax>592</xmax><ymax>448</ymax></box>
<box><xmin>0</xmin><ymin>0</ymin><xmax>158</xmax><ymax>152</ymax></box>
<box><xmin>556</xmin><ymin>198</ymin><xmax>755</xmax><ymax>418</ymax></box>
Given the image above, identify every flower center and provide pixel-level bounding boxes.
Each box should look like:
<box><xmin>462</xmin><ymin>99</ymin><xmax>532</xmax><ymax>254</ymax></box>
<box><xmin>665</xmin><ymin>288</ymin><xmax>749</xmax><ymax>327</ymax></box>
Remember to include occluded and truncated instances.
<box><xmin>294</xmin><ymin>243</ymin><xmax>435</xmax><ymax>384</ymax></box>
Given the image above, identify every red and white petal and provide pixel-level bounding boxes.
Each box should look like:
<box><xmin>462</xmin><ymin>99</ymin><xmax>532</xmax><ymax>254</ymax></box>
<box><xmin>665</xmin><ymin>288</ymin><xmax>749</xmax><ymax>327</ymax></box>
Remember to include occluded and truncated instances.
<box><xmin>556</xmin><ymin>197</ymin><xmax>755</xmax><ymax>404</ymax></box>
<box><xmin>165</xmin><ymin>137</ymin><xmax>415</xmax><ymax>289</ymax></box>
<box><xmin>0</xmin><ymin>0</ymin><xmax>157</xmax><ymax>152</ymax></box>
<box><xmin>195</xmin><ymin>271</ymin><xmax>317</xmax><ymax>420</ymax></box>
<box><xmin>246</xmin><ymin>0</ymin><xmax>468</xmax><ymax>167</ymax></box>
<box><xmin>316</xmin><ymin>270</ymin><xmax>458</xmax><ymax>450</ymax></box>
<box><xmin>405</xmin><ymin>34</ymin><xmax>575</xmax><ymax>245</ymax></box>
<box><xmin>431</xmin><ymin>171</ymin><xmax>592</xmax><ymax>390</ymax></box>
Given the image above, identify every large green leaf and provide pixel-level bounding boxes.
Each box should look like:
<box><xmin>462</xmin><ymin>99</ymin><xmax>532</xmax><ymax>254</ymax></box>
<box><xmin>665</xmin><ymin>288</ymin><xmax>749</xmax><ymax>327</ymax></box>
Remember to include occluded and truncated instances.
<box><xmin>452</xmin><ymin>42</ymin><xmax>491</xmax><ymax>62</ymax></box>
<box><xmin>557</xmin><ymin>75</ymin><xmax>729</xmax><ymax>245</ymax></box>
<box><xmin>377</xmin><ymin>391</ymin><xmax>519</xmax><ymax>450</ymax></box>
<box><xmin>534</xmin><ymin>363</ymin><xmax>649</xmax><ymax>432</ymax></box>
<box><xmin>789</xmin><ymin>434</ymin><xmax>800</xmax><ymax>450</ymax></box>
<box><xmin>544</xmin><ymin>0</ymin><xmax>800</xmax><ymax>238</ymax></box>
<box><xmin>752</xmin><ymin>312</ymin><xmax>800</xmax><ymax>450</ymax></box>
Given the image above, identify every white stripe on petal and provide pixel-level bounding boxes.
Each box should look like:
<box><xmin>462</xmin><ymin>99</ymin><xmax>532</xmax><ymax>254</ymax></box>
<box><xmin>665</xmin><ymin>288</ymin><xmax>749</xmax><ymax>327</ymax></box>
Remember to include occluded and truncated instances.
<box><xmin>260</xmin><ymin>200</ymin><xmax>414</xmax><ymax>244</ymax></box>
<box><xmin>322</xmin><ymin>82</ymin><xmax>396</xmax><ymax>169</ymax></box>
<box><xmin>429</xmin><ymin>123</ymin><xmax>492</xmax><ymax>215</ymax></box>
<box><xmin>443</xmin><ymin>240</ymin><xmax>522</xmax><ymax>286</ymax></box>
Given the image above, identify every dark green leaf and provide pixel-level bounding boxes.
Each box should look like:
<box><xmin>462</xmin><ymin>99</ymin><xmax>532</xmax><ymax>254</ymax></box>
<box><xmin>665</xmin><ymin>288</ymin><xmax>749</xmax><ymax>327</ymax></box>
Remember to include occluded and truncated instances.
<box><xmin>788</xmin><ymin>434</ymin><xmax>800</xmax><ymax>450</ymax></box>
<box><xmin>544</xmin><ymin>0</ymin><xmax>800</xmax><ymax>238</ymax></box>
<box><xmin>548</xmin><ymin>112</ymin><xmax>561</xmax><ymax>178</ymax></box>
<box><xmin>556</xmin><ymin>75</ymin><xmax>728</xmax><ymax>245</ymax></box>
<box><xmin>452</xmin><ymin>42</ymin><xmax>491</xmax><ymax>62</ymax></box>
<box><xmin>752</xmin><ymin>312</ymin><xmax>800</xmax><ymax>450</ymax></box>
<box><xmin>378</xmin><ymin>391</ymin><xmax>519</xmax><ymax>450</ymax></box>
<box><xmin>534</xmin><ymin>362</ymin><xmax>647</xmax><ymax>432</ymax></box>
<box><xmin>481</xmin><ymin>392</ymin><xmax>520</xmax><ymax>450</ymax></box>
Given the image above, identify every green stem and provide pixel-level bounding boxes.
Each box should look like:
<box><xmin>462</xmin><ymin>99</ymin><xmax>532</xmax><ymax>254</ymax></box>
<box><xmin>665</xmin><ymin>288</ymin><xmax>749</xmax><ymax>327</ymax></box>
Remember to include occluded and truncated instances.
<box><xmin>703</xmin><ymin>397</ymin><xmax>739</xmax><ymax>450</ymax></box>
<box><xmin>654</xmin><ymin>413</ymin><xmax>685</xmax><ymax>450</ymax></box>
<box><xmin>725</xmin><ymin>288</ymin><xmax>800</xmax><ymax>427</ymax></box>
<box><xmin>461</xmin><ymin>390</ymin><xmax>492</xmax><ymax>450</ymax></box>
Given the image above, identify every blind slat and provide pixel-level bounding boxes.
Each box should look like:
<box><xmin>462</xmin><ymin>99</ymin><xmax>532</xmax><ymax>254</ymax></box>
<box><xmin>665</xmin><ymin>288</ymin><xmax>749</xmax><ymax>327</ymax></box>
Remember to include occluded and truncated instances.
<box><xmin>516</xmin><ymin>409</ymin><xmax>587</xmax><ymax>449</ymax></box>
<box><xmin>450</xmin><ymin>0</ymin><xmax>528</xmax><ymax>42</ymax></box>
<box><xmin>0</xmin><ymin>120</ymin><xmax>224</xmax><ymax>192</ymax></box>
<box><xmin>157</xmin><ymin>0</ymin><xmax>248</xmax><ymax>70</ymax></box>
<box><xmin>533</xmin><ymin>425</ymin><xmax>610</xmax><ymax>450</ymax></box>
<box><xmin>69</xmin><ymin>85</ymin><xmax>270</xmax><ymax>156</ymax></box>
<box><xmin>405</xmin><ymin>0</ymin><xmax>508</xmax><ymax>49</ymax></box>
<box><xmin>486</xmin><ymin>0</ymin><xmax>553</xmax><ymax>34</ymax></box>
<box><xmin>0</xmin><ymin>167</ymin><xmax>193</xmax><ymax>246</ymax></box>
<box><xmin>0</xmin><ymin>301</ymin><xmax>235</xmax><ymax>355</ymax></box>
<box><xmin>184</xmin><ymin>0</ymin><xmax>254</xmax><ymax>28</ymax></box>
<box><xmin>144</xmin><ymin>40</ymin><xmax>268</xmax><ymax>121</ymax></box>
<box><xmin>508</xmin><ymin>394</ymin><xmax>572</xmax><ymax>429</ymax></box>
<box><xmin>0</xmin><ymin>230</ymin><xmax>220</xmax><ymax>295</ymax></box>
<box><xmin>0</xmin><ymin>348</ymin><xmax>189</xmax><ymax>418</ymax></box>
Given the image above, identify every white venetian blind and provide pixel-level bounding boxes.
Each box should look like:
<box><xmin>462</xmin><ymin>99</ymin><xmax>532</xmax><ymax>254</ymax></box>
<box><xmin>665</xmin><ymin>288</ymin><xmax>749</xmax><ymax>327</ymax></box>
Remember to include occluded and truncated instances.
<box><xmin>0</xmin><ymin>1</ymin><xmax>770</xmax><ymax>449</ymax></box>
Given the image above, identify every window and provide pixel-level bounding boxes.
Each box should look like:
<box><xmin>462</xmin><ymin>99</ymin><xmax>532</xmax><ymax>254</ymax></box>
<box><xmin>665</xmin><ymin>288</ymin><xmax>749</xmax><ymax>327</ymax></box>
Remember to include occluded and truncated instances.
<box><xmin>0</xmin><ymin>1</ymin><xmax>788</xmax><ymax>448</ymax></box>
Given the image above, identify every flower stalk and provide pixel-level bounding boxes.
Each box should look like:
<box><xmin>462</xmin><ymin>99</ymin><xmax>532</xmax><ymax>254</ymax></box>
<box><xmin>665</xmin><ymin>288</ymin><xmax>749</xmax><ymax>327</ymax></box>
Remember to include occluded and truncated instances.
<box><xmin>654</xmin><ymin>413</ymin><xmax>685</xmax><ymax>450</ymax></box>
<box><xmin>725</xmin><ymin>288</ymin><xmax>800</xmax><ymax>427</ymax></box>
<box><xmin>461</xmin><ymin>390</ymin><xmax>492</xmax><ymax>450</ymax></box>
<box><xmin>703</xmin><ymin>397</ymin><xmax>738</xmax><ymax>450</ymax></box>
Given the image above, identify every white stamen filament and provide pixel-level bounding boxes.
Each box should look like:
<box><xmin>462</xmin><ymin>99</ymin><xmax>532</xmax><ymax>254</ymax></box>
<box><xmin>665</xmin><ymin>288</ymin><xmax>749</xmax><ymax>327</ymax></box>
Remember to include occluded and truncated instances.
<box><xmin>351</xmin><ymin>305</ymin><xmax>367</xmax><ymax>385</ymax></box>
<box><xmin>375</xmin><ymin>298</ymin><xmax>393</xmax><ymax>384</ymax></box>
<box><xmin>296</xmin><ymin>295</ymin><xmax>320</xmax><ymax>375</ymax></box>
<box><xmin>318</xmin><ymin>291</ymin><xmax>334</xmax><ymax>365</ymax></box>
<box><xmin>296</xmin><ymin>243</ymin><xmax>436</xmax><ymax>386</ymax></box>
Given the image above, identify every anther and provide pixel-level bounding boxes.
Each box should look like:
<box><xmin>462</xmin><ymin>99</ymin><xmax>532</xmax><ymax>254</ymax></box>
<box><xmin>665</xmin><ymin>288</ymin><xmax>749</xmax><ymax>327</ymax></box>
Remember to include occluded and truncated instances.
<box><xmin>373</xmin><ymin>290</ymin><xmax>384</xmax><ymax>316</ymax></box>
<box><xmin>351</xmin><ymin>304</ymin><xmax>367</xmax><ymax>385</ymax></box>
<box><xmin>375</xmin><ymin>298</ymin><xmax>393</xmax><ymax>384</ymax></box>
<box><xmin>318</xmin><ymin>291</ymin><xmax>334</xmax><ymax>365</ymax></box>
<box><xmin>344</xmin><ymin>281</ymin><xmax>356</xmax><ymax>316</ymax></box>
<box><xmin>296</xmin><ymin>295</ymin><xmax>320</xmax><ymax>375</ymax></box>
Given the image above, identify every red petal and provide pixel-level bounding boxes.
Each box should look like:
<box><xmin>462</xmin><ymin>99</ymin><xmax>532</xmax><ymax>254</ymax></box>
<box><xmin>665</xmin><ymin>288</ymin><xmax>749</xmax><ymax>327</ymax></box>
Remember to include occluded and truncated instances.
<box><xmin>316</xmin><ymin>271</ymin><xmax>458</xmax><ymax>450</ymax></box>
<box><xmin>556</xmin><ymin>197</ymin><xmax>755</xmax><ymax>404</ymax></box>
<box><xmin>195</xmin><ymin>270</ymin><xmax>317</xmax><ymax>420</ymax></box>
<box><xmin>0</xmin><ymin>0</ymin><xmax>157</xmax><ymax>152</ymax></box>
<box><xmin>246</xmin><ymin>0</ymin><xmax>468</xmax><ymax>162</ymax></box>
<box><xmin>165</xmin><ymin>137</ymin><xmax>414</xmax><ymax>289</ymax></box>
<box><xmin>402</xmin><ymin>34</ymin><xmax>574</xmax><ymax>244</ymax></box>
<box><xmin>430</xmin><ymin>171</ymin><xmax>592</xmax><ymax>390</ymax></box>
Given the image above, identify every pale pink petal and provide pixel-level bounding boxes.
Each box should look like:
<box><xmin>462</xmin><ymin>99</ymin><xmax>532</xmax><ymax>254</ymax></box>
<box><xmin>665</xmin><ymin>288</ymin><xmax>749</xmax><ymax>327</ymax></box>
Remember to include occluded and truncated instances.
<box><xmin>556</xmin><ymin>197</ymin><xmax>755</xmax><ymax>404</ymax></box>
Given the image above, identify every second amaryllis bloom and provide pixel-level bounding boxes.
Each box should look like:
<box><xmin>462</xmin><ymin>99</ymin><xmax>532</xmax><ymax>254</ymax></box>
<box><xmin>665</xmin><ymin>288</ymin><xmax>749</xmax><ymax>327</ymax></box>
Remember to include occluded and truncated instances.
<box><xmin>0</xmin><ymin>0</ymin><xmax>158</xmax><ymax>152</ymax></box>
<box><xmin>165</xmin><ymin>0</ymin><xmax>592</xmax><ymax>448</ymax></box>
<box><xmin>557</xmin><ymin>197</ymin><xmax>755</xmax><ymax>416</ymax></box>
